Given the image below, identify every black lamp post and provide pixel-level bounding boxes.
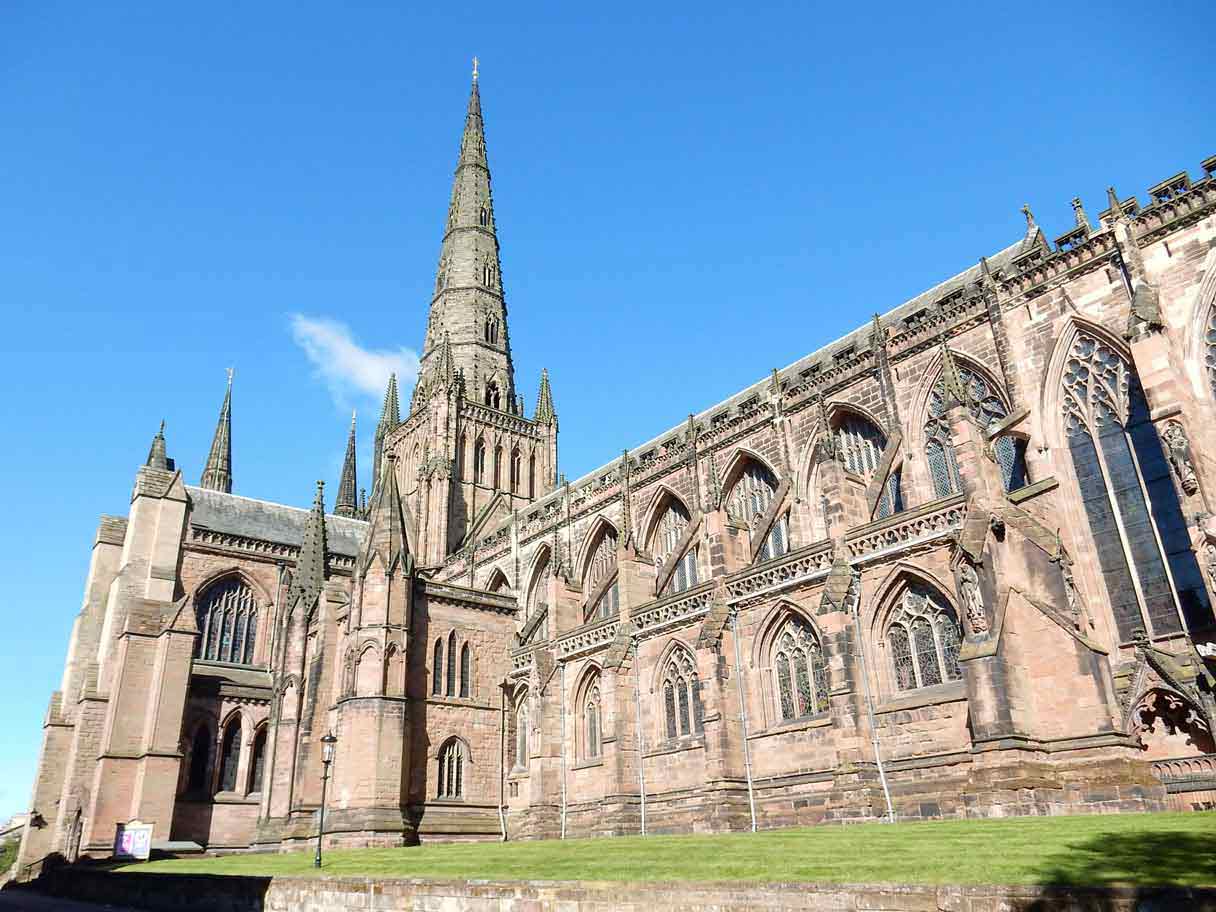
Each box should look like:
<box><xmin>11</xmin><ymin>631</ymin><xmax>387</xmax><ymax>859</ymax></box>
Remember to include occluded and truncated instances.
<box><xmin>314</xmin><ymin>731</ymin><xmax>338</xmax><ymax>869</ymax></box>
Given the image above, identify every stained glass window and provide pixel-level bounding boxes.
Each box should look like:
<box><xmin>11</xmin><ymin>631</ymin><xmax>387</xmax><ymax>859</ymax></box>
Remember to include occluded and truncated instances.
<box><xmin>195</xmin><ymin>578</ymin><xmax>259</xmax><ymax>666</ymax></box>
<box><xmin>886</xmin><ymin>585</ymin><xmax>963</xmax><ymax>691</ymax></box>
<box><xmin>438</xmin><ymin>740</ymin><xmax>465</xmax><ymax>798</ymax></box>
<box><xmin>726</xmin><ymin>461</ymin><xmax>790</xmax><ymax>561</ymax></box>
<box><xmin>584</xmin><ymin>683</ymin><xmax>602</xmax><ymax>759</ymax></box>
<box><xmin>248</xmin><ymin>727</ymin><xmax>267</xmax><ymax>793</ymax></box>
<box><xmin>772</xmin><ymin>616</ymin><xmax>827</xmax><ymax>721</ymax></box>
<box><xmin>586</xmin><ymin>526</ymin><xmax>620</xmax><ymax>621</ymax></box>
<box><xmin>655</xmin><ymin>499</ymin><xmax>699</xmax><ymax>595</ymax></box>
<box><xmin>662</xmin><ymin>649</ymin><xmax>704</xmax><ymax>739</ymax></box>
<box><xmin>835</xmin><ymin>414</ymin><xmax>886</xmax><ymax>478</ymax></box>
<box><xmin>219</xmin><ymin>718</ymin><xmax>241</xmax><ymax>792</ymax></box>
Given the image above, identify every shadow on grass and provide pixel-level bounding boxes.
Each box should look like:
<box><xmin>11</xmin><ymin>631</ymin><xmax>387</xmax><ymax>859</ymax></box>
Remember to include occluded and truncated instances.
<box><xmin>1027</xmin><ymin>831</ymin><xmax>1216</xmax><ymax>911</ymax></box>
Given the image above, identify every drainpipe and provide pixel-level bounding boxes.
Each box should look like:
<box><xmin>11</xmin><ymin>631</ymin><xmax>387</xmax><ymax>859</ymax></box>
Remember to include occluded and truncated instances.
<box><xmin>728</xmin><ymin>607</ymin><xmax>758</xmax><ymax>832</ymax></box>
<box><xmin>632</xmin><ymin>635</ymin><xmax>647</xmax><ymax>836</ymax></box>
<box><xmin>498</xmin><ymin>680</ymin><xmax>508</xmax><ymax>841</ymax></box>
<box><xmin>559</xmin><ymin>661</ymin><xmax>568</xmax><ymax>839</ymax></box>
<box><xmin>849</xmin><ymin>568</ymin><xmax>895</xmax><ymax>822</ymax></box>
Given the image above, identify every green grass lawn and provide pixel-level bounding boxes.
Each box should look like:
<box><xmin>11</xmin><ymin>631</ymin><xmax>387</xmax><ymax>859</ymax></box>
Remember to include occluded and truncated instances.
<box><xmin>121</xmin><ymin>812</ymin><xmax>1216</xmax><ymax>887</ymax></box>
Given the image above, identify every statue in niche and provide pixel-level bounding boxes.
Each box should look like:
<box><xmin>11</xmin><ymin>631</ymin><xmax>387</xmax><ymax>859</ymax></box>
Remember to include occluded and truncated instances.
<box><xmin>957</xmin><ymin>562</ymin><xmax>988</xmax><ymax>636</ymax></box>
<box><xmin>1162</xmin><ymin>421</ymin><xmax>1199</xmax><ymax>496</ymax></box>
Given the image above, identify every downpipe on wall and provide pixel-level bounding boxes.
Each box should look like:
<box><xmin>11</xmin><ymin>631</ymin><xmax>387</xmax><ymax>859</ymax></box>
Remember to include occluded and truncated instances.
<box><xmin>559</xmin><ymin>661</ymin><xmax>568</xmax><ymax>839</ymax></box>
<box><xmin>632</xmin><ymin>634</ymin><xmax>647</xmax><ymax>836</ymax></box>
<box><xmin>498</xmin><ymin>679</ymin><xmax>508</xmax><ymax>841</ymax></box>
<box><xmin>848</xmin><ymin>566</ymin><xmax>895</xmax><ymax>822</ymax></box>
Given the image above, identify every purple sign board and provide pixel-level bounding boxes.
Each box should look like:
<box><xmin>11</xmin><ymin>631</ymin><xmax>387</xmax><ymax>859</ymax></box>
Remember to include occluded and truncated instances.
<box><xmin>113</xmin><ymin>820</ymin><xmax>153</xmax><ymax>861</ymax></box>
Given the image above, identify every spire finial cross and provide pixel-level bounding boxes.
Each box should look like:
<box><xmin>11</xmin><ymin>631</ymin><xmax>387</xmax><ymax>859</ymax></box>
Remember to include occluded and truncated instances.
<box><xmin>472</xmin><ymin>56</ymin><xmax>479</xmax><ymax>82</ymax></box>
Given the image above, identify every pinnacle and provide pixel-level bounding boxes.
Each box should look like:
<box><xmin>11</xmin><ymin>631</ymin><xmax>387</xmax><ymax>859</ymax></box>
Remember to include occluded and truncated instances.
<box><xmin>146</xmin><ymin>420</ymin><xmax>171</xmax><ymax>471</ymax></box>
<box><xmin>939</xmin><ymin>343</ymin><xmax>972</xmax><ymax>410</ymax></box>
<box><xmin>200</xmin><ymin>372</ymin><xmax>233</xmax><ymax>493</ymax></box>
<box><xmin>289</xmin><ymin>479</ymin><xmax>329</xmax><ymax>615</ymax></box>
<box><xmin>535</xmin><ymin>368</ymin><xmax>556</xmax><ymax>424</ymax></box>
<box><xmin>335</xmin><ymin>411</ymin><xmax>358</xmax><ymax>518</ymax></box>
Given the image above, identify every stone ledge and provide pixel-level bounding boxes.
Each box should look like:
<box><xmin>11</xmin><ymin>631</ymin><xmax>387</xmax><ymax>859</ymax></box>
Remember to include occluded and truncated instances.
<box><xmin>27</xmin><ymin>869</ymin><xmax>1216</xmax><ymax>912</ymax></box>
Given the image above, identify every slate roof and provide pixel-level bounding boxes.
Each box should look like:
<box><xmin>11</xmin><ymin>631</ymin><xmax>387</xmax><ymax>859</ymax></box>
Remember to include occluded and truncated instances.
<box><xmin>186</xmin><ymin>485</ymin><xmax>367</xmax><ymax>557</ymax></box>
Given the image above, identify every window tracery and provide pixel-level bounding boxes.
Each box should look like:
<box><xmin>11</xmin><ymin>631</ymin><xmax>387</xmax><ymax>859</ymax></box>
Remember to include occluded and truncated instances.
<box><xmin>513</xmin><ymin>695</ymin><xmax>529</xmax><ymax>770</ymax></box>
<box><xmin>925</xmin><ymin>364</ymin><xmax>1027</xmax><ymax>496</ymax></box>
<box><xmin>655</xmin><ymin>499</ymin><xmax>699</xmax><ymax>594</ymax></box>
<box><xmin>527</xmin><ymin>554</ymin><xmax>551</xmax><ymax>641</ymax></box>
<box><xmin>886</xmin><ymin>585</ymin><xmax>962</xmax><ymax>691</ymax></box>
<box><xmin>771</xmin><ymin>615</ymin><xmax>828</xmax><ymax>721</ymax></box>
<box><xmin>510</xmin><ymin>448</ymin><xmax>521</xmax><ymax>493</ymax></box>
<box><xmin>195</xmin><ymin>578</ymin><xmax>258</xmax><ymax>666</ymax></box>
<box><xmin>437</xmin><ymin>739</ymin><xmax>465</xmax><ymax>799</ymax></box>
<box><xmin>586</xmin><ymin>526</ymin><xmax>620</xmax><ymax>621</ymax></box>
<box><xmin>726</xmin><ymin>461</ymin><xmax>789</xmax><ymax>562</ymax></box>
<box><xmin>661</xmin><ymin>648</ymin><xmax>704</xmax><ymax>740</ymax></box>
<box><xmin>583</xmin><ymin>679</ymin><xmax>602</xmax><ymax>760</ymax></box>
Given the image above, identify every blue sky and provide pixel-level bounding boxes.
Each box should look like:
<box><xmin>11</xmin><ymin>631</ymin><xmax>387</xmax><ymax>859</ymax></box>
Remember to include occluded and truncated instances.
<box><xmin>0</xmin><ymin>1</ymin><xmax>1210</xmax><ymax>821</ymax></box>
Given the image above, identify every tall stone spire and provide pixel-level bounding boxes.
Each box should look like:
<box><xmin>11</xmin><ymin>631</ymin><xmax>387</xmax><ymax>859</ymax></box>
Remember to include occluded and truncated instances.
<box><xmin>200</xmin><ymin>370</ymin><xmax>233</xmax><ymax>493</ymax></box>
<box><xmin>288</xmin><ymin>480</ymin><xmax>328</xmax><ymax>615</ymax></box>
<box><xmin>373</xmin><ymin>373</ymin><xmax>401</xmax><ymax>496</ymax></box>
<box><xmin>534</xmin><ymin>368</ymin><xmax>556</xmax><ymax>425</ymax></box>
<box><xmin>335</xmin><ymin>411</ymin><xmax>358</xmax><ymax>518</ymax></box>
<box><xmin>145</xmin><ymin>421</ymin><xmax>172</xmax><ymax>471</ymax></box>
<box><xmin>417</xmin><ymin>66</ymin><xmax>517</xmax><ymax>413</ymax></box>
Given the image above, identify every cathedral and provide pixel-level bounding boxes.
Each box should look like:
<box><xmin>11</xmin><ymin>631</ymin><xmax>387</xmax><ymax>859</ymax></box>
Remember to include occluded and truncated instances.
<box><xmin>14</xmin><ymin>73</ymin><xmax>1216</xmax><ymax>865</ymax></box>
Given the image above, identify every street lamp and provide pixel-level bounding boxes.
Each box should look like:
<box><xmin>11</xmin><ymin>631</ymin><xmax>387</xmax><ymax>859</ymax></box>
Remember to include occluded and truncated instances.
<box><xmin>314</xmin><ymin>731</ymin><xmax>338</xmax><ymax>869</ymax></box>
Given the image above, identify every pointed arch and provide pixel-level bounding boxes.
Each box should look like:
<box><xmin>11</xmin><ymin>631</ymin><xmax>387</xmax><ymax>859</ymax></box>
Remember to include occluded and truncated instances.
<box><xmin>574</xmin><ymin>662</ymin><xmax>604</xmax><ymax>761</ymax></box>
<box><xmin>642</xmin><ymin>486</ymin><xmax>700</xmax><ymax>596</ymax></box>
<box><xmin>579</xmin><ymin>517</ymin><xmax>620</xmax><ymax>621</ymax></box>
<box><xmin>524</xmin><ymin>545</ymin><xmax>553</xmax><ymax>620</ymax></box>
<box><xmin>575</xmin><ymin>515</ymin><xmax>620</xmax><ymax>587</ymax></box>
<box><xmin>432</xmin><ymin>637</ymin><xmax>444</xmax><ymax>696</ymax></box>
<box><xmin>722</xmin><ymin>450</ymin><xmax>790</xmax><ymax>562</ymax></box>
<box><xmin>753</xmin><ymin>601</ymin><xmax>830</xmax><ymax>723</ymax></box>
<box><xmin>510</xmin><ymin>685</ymin><xmax>530</xmax><ymax>771</ymax></box>
<box><xmin>1182</xmin><ymin>246</ymin><xmax>1216</xmax><ymax>402</ymax></box>
<box><xmin>1128</xmin><ymin>687</ymin><xmax>1215</xmax><ymax>759</ymax></box>
<box><xmin>639</xmin><ymin>483</ymin><xmax>691</xmax><ymax>551</ymax></box>
<box><xmin>247</xmin><ymin>722</ymin><xmax>269</xmax><ymax>793</ymax></box>
<box><xmin>217</xmin><ymin>712</ymin><xmax>243</xmax><ymax>792</ymax></box>
<box><xmin>473</xmin><ymin>435</ymin><xmax>487</xmax><ymax>485</ymax></box>
<box><xmin>385</xmin><ymin>642</ymin><xmax>404</xmax><ymax>698</ymax></box>
<box><xmin>510</xmin><ymin>446</ymin><xmax>522</xmax><ymax>494</ymax></box>
<box><xmin>720</xmin><ymin>445</ymin><xmax>782</xmax><ymax>499</ymax></box>
<box><xmin>193</xmin><ymin>572</ymin><xmax>263</xmax><ymax>666</ymax></box>
<box><xmin>485</xmin><ymin>566</ymin><xmax>512</xmax><ymax>594</ymax></box>
<box><xmin>355</xmin><ymin>641</ymin><xmax>382</xmax><ymax>697</ymax></box>
<box><xmin>459</xmin><ymin>640</ymin><xmax>472</xmax><ymax>698</ymax></box>
<box><xmin>445</xmin><ymin>630</ymin><xmax>457</xmax><ymax>697</ymax></box>
<box><xmin>870</xmin><ymin>569</ymin><xmax>963</xmax><ymax>693</ymax></box>
<box><xmin>436</xmin><ymin>736</ymin><xmax>469</xmax><ymax>799</ymax></box>
<box><xmin>652</xmin><ymin>640</ymin><xmax>704</xmax><ymax>740</ymax></box>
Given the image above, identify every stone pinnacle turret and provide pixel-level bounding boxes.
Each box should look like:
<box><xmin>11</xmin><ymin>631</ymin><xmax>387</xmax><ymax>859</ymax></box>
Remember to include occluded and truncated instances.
<box><xmin>335</xmin><ymin>411</ymin><xmax>358</xmax><ymax>518</ymax></box>
<box><xmin>372</xmin><ymin>373</ymin><xmax>401</xmax><ymax>499</ymax></box>
<box><xmin>145</xmin><ymin>421</ymin><xmax>172</xmax><ymax>471</ymax></box>
<box><xmin>288</xmin><ymin>480</ymin><xmax>328</xmax><ymax>615</ymax></box>
<box><xmin>534</xmin><ymin>368</ymin><xmax>556</xmax><ymax>425</ymax></box>
<box><xmin>200</xmin><ymin>370</ymin><xmax>233</xmax><ymax>493</ymax></box>
<box><xmin>416</xmin><ymin>67</ymin><xmax>516</xmax><ymax>413</ymax></box>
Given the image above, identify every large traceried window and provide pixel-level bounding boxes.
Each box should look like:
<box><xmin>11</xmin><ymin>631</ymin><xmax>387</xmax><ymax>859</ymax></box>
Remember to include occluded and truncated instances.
<box><xmin>925</xmin><ymin>362</ymin><xmax>1028</xmax><ymax>497</ymax></box>
<box><xmin>661</xmin><ymin>647</ymin><xmax>704</xmax><ymax>740</ymax></box>
<box><xmin>1063</xmin><ymin>331</ymin><xmax>1211</xmax><ymax>639</ymax></box>
<box><xmin>585</xmin><ymin>525</ymin><xmax>620</xmax><ymax>621</ymax></box>
<box><xmin>437</xmin><ymin>739</ymin><xmax>466</xmax><ymax>799</ymax></box>
<box><xmin>772</xmin><ymin>616</ymin><xmax>829</xmax><ymax>721</ymax></box>
<box><xmin>886</xmin><ymin>585</ymin><xmax>962</xmax><ymax>691</ymax></box>
<box><xmin>655</xmin><ymin>499</ymin><xmax>699</xmax><ymax>595</ymax></box>
<box><xmin>726</xmin><ymin>460</ymin><xmax>789</xmax><ymax>562</ymax></box>
<box><xmin>195</xmin><ymin>578</ymin><xmax>259</xmax><ymax>666</ymax></box>
<box><xmin>835</xmin><ymin>413</ymin><xmax>904</xmax><ymax>519</ymax></box>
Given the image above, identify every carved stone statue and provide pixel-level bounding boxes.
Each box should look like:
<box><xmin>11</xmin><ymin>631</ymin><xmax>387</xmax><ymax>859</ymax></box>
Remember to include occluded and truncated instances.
<box><xmin>1161</xmin><ymin>421</ymin><xmax>1199</xmax><ymax>496</ymax></box>
<box><xmin>957</xmin><ymin>562</ymin><xmax>988</xmax><ymax>636</ymax></box>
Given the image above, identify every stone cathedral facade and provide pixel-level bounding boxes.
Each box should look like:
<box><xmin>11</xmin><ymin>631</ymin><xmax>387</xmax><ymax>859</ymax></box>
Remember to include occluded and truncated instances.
<box><xmin>16</xmin><ymin>75</ymin><xmax>1216</xmax><ymax>865</ymax></box>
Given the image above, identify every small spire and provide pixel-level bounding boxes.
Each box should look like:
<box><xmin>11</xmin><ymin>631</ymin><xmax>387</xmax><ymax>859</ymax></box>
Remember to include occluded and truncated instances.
<box><xmin>816</xmin><ymin>394</ymin><xmax>837</xmax><ymax>460</ymax></box>
<box><xmin>1071</xmin><ymin>197</ymin><xmax>1091</xmax><ymax>233</ymax></box>
<box><xmin>869</xmin><ymin>313</ymin><xmax>887</xmax><ymax>348</ymax></box>
<box><xmin>939</xmin><ymin>343</ymin><xmax>971</xmax><ymax>410</ymax></box>
<box><xmin>145</xmin><ymin>420</ymin><xmax>171</xmax><ymax>471</ymax></box>
<box><xmin>1106</xmin><ymin>185</ymin><xmax>1126</xmax><ymax>223</ymax></box>
<box><xmin>335</xmin><ymin>411</ymin><xmax>358</xmax><ymax>518</ymax></box>
<box><xmin>534</xmin><ymin>368</ymin><xmax>556</xmax><ymax>425</ymax></box>
<box><xmin>472</xmin><ymin>55</ymin><xmax>479</xmax><ymax>82</ymax></box>
<box><xmin>1021</xmin><ymin>203</ymin><xmax>1036</xmax><ymax>231</ymax></box>
<box><xmin>200</xmin><ymin>370</ymin><xmax>233</xmax><ymax>493</ymax></box>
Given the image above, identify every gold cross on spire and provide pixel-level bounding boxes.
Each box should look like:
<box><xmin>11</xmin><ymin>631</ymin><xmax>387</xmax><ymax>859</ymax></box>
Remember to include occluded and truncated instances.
<box><xmin>472</xmin><ymin>56</ymin><xmax>479</xmax><ymax>81</ymax></box>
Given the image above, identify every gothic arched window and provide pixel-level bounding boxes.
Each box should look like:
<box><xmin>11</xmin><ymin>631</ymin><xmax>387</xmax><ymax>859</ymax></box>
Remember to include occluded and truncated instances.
<box><xmin>886</xmin><ymin>585</ymin><xmax>962</xmax><ymax>691</ymax></box>
<box><xmin>925</xmin><ymin>362</ymin><xmax>1027</xmax><ymax>497</ymax></box>
<box><xmin>1206</xmin><ymin>306</ymin><xmax>1216</xmax><ymax>402</ymax></box>
<box><xmin>726</xmin><ymin>460</ymin><xmax>789</xmax><ymax>562</ymax></box>
<box><xmin>459</xmin><ymin>641</ymin><xmax>471</xmax><ymax>698</ymax></box>
<box><xmin>187</xmin><ymin>725</ymin><xmax>211</xmax><ymax>794</ymax></box>
<box><xmin>510</xmin><ymin>448</ymin><xmax>521</xmax><ymax>493</ymax></box>
<box><xmin>437</xmin><ymin>739</ymin><xmax>466</xmax><ymax>799</ymax></box>
<box><xmin>654</xmin><ymin>498</ymin><xmax>698</xmax><ymax>595</ymax></box>
<box><xmin>834</xmin><ymin>413</ymin><xmax>904</xmax><ymax>519</ymax></box>
<box><xmin>1062</xmin><ymin>331</ymin><xmax>1211</xmax><ymax>639</ymax></box>
<box><xmin>527</xmin><ymin>553</ymin><xmax>551</xmax><ymax>639</ymax></box>
<box><xmin>493</xmin><ymin>445</ymin><xmax>503</xmax><ymax>488</ymax></box>
<box><xmin>248</xmin><ymin>726</ymin><xmax>267</xmax><ymax>793</ymax></box>
<box><xmin>219</xmin><ymin>717</ymin><xmax>242</xmax><ymax>793</ymax></box>
<box><xmin>485</xmin><ymin>381</ymin><xmax>501</xmax><ymax>410</ymax></box>
<box><xmin>474</xmin><ymin>439</ymin><xmax>486</xmax><ymax>484</ymax></box>
<box><xmin>585</xmin><ymin>525</ymin><xmax>620</xmax><ymax>621</ymax></box>
<box><xmin>583</xmin><ymin>679</ymin><xmax>602</xmax><ymax>760</ymax></box>
<box><xmin>195</xmin><ymin>577</ymin><xmax>258</xmax><ymax>666</ymax></box>
<box><xmin>479</xmin><ymin>205</ymin><xmax>490</xmax><ymax>227</ymax></box>
<box><xmin>528</xmin><ymin>454</ymin><xmax>536</xmax><ymax>498</ymax></box>
<box><xmin>771</xmin><ymin>615</ymin><xmax>829</xmax><ymax>721</ymax></box>
<box><xmin>513</xmin><ymin>695</ymin><xmax>529</xmax><ymax>770</ymax></box>
<box><xmin>662</xmin><ymin>648</ymin><xmax>704</xmax><ymax>740</ymax></box>
<box><xmin>432</xmin><ymin>638</ymin><xmax>444</xmax><ymax>696</ymax></box>
<box><xmin>445</xmin><ymin>631</ymin><xmax>457</xmax><ymax>697</ymax></box>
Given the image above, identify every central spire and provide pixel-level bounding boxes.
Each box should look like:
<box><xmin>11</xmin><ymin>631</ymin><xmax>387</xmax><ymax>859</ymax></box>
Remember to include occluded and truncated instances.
<box><xmin>416</xmin><ymin>67</ymin><xmax>516</xmax><ymax>414</ymax></box>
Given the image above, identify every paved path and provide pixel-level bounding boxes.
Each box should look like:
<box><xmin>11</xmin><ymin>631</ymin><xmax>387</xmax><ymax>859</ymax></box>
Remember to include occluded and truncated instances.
<box><xmin>0</xmin><ymin>890</ymin><xmax>138</xmax><ymax>911</ymax></box>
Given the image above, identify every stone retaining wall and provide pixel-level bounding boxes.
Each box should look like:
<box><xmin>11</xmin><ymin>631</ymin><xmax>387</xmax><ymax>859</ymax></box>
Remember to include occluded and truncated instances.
<box><xmin>17</xmin><ymin>868</ymin><xmax>1216</xmax><ymax>911</ymax></box>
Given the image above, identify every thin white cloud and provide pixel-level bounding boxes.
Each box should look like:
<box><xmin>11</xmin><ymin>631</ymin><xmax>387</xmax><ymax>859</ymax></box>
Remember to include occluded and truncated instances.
<box><xmin>290</xmin><ymin>314</ymin><xmax>419</xmax><ymax>407</ymax></box>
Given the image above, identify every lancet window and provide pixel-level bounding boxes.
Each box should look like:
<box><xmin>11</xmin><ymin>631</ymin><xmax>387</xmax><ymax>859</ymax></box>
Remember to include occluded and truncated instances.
<box><xmin>835</xmin><ymin>413</ymin><xmax>904</xmax><ymax>519</ymax></box>
<box><xmin>582</xmin><ymin>676</ymin><xmax>602</xmax><ymax>760</ymax></box>
<box><xmin>1062</xmin><ymin>331</ymin><xmax>1211</xmax><ymax>639</ymax></box>
<box><xmin>662</xmin><ymin>647</ymin><xmax>704</xmax><ymax>740</ymax></box>
<box><xmin>772</xmin><ymin>615</ymin><xmax>829</xmax><ymax>721</ymax></box>
<box><xmin>432</xmin><ymin>638</ymin><xmax>444</xmax><ymax>695</ymax></box>
<box><xmin>886</xmin><ymin>585</ymin><xmax>962</xmax><ymax>691</ymax></box>
<box><xmin>485</xmin><ymin>382</ymin><xmax>501</xmax><ymax>409</ymax></box>
<box><xmin>460</xmin><ymin>641</ymin><xmax>471</xmax><ymax>698</ymax></box>
<box><xmin>437</xmin><ymin>740</ymin><xmax>466</xmax><ymax>799</ymax></box>
<box><xmin>526</xmin><ymin>554</ymin><xmax>551</xmax><ymax>641</ymax></box>
<box><xmin>195</xmin><ymin>578</ymin><xmax>258</xmax><ymax>666</ymax></box>
<box><xmin>474</xmin><ymin>440</ymin><xmax>486</xmax><ymax>484</ymax></box>
<box><xmin>513</xmin><ymin>695</ymin><xmax>529</xmax><ymax>770</ymax></box>
<box><xmin>510</xmin><ymin>448</ymin><xmax>521</xmax><ymax>493</ymax></box>
<box><xmin>726</xmin><ymin>460</ymin><xmax>789</xmax><ymax>562</ymax></box>
<box><xmin>925</xmin><ymin>363</ymin><xmax>1027</xmax><ymax>497</ymax></box>
<box><xmin>655</xmin><ymin>499</ymin><xmax>699</xmax><ymax>595</ymax></box>
<box><xmin>586</xmin><ymin>526</ymin><xmax>620</xmax><ymax>621</ymax></box>
<box><xmin>187</xmin><ymin>725</ymin><xmax>211</xmax><ymax>794</ymax></box>
<box><xmin>445</xmin><ymin>630</ymin><xmax>457</xmax><ymax>697</ymax></box>
<box><xmin>218</xmin><ymin>717</ymin><xmax>242</xmax><ymax>792</ymax></box>
<box><xmin>248</xmin><ymin>726</ymin><xmax>267</xmax><ymax>793</ymax></box>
